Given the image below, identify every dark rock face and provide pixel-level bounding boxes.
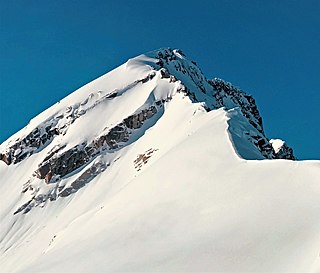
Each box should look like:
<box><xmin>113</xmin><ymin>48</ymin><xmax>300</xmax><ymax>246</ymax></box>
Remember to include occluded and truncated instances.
<box><xmin>1</xmin><ymin>71</ymin><xmax>159</xmax><ymax>167</ymax></box>
<box><xmin>124</xmin><ymin>106</ymin><xmax>157</xmax><ymax>129</ymax></box>
<box><xmin>1</xmin><ymin>124</ymin><xmax>60</xmax><ymax>165</ymax></box>
<box><xmin>52</xmin><ymin>148</ymin><xmax>89</xmax><ymax>178</ymax></box>
<box><xmin>15</xmin><ymin>160</ymin><xmax>109</xmax><ymax>214</ymax></box>
<box><xmin>34</xmin><ymin>104</ymin><xmax>159</xmax><ymax>184</ymax></box>
<box><xmin>250</xmin><ymin>134</ymin><xmax>276</xmax><ymax>159</ymax></box>
<box><xmin>154</xmin><ymin>48</ymin><xmax>294</xmax><ymax>160</ymax></box>
<box><xmin>36</xmin><ymin>163</ymin><xmax>51</xmax><ymax>179</ymax></box>
<box><xmin>152</xmin><ymin>49</ymin><xmax>297</xmax><ymax>160</ymax></box>
<box><xmin>14</xmin><ymin>102</ymin><xmax>161</xmax><ymax>214</ymax></box>
<box><xmin>59</xmin><ymin>161</ymin><xmax>109</xmax><ymax>197</ymax></box>
<box><xmin>0</xmin><ymin>153</ymin><xmax>11</xmax><ymax>165</ymax></box>
<box><xmin>208</xmin><ymin>78</ymin><xmax>297</xmax><ymax>160</ymax></box>
<box><xmin>209</xmin><ymin>78</ymin><xmax>264</xmax><ymax>134</ymax></box>
<box><xmin>157</xmin><ymin>49</ymin><xmax>208</xmax><ymax>94</ymax></box>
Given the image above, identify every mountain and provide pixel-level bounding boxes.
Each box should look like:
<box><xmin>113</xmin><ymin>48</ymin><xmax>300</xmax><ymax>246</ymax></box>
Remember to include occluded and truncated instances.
<box><xmin>0</xmin><ymin>48</ymin><xmax>319</xmax><ymax>273</ymax></box>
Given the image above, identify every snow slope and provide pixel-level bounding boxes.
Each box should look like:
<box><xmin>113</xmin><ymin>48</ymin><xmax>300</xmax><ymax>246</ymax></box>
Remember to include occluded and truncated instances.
<box><xmin>0</xmin><ymin>48</ymin><xmax>319</xmax><ymax>272</ymax></box>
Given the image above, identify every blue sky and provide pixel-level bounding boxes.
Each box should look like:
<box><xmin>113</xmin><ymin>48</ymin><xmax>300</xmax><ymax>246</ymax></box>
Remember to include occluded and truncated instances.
<box><xmin>0</xmin><ymin>0</ymin><xmax>319</xmax><ymax>159</ymax></box>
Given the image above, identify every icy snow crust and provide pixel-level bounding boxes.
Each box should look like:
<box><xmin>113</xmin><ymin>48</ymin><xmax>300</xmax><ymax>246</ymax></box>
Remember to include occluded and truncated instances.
<box><xmin>0</xmin><ymin>48</ymin><xmax>319</xmax><ymax>272</ymax></box>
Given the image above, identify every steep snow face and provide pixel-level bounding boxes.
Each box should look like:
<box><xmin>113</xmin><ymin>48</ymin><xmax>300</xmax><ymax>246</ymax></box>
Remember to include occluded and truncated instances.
<box><xmin>0</xmin><ymin>48</ymin><xmax>319</xmax><ymax>273</ymax></box>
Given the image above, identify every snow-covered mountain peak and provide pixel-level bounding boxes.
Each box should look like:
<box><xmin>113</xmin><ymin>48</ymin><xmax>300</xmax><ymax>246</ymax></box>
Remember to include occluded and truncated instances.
<box><xmin>0</xmin><ymin>48</ymin><xmax>298</xmax><ymax>212</ymax></box>
<box><xmin>0</xmin><ymin>47</ymin><xmax>297</xmax><ymax>216</ymax></box>
<box><xmin>0</xmin><ymin>47</ymin><xmax>295</xmax><ymax>167</ymax></box>
<box><xmin>1</xmin><ymin>48</ymin><xmax>319</xmax><ymax>273</ymax></box>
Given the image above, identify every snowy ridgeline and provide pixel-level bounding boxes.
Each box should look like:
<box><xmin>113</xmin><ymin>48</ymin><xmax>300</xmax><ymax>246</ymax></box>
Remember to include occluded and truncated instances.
<box><xmin>0</xmin><ymin>48</ymin><xmax>319</xmax><ymax>273</ymax></box>
<box><xmin>0</xmin><ymin>48</ymin><xmax>296</xmax><ymax>214</ymax></box>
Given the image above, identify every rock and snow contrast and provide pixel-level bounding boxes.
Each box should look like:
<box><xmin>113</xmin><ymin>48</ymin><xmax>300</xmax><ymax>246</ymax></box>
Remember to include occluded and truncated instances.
<box><xmin>0</xmin><ymin>48</ymin><xmax>319</xmax><ymax>272</ymax></box>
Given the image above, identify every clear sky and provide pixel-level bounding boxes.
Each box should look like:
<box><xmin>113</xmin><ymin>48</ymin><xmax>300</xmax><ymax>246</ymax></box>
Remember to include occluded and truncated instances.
<box><xmin>0</xmin><ymin>0</ymin><xmax>319</xmax><ymax>159</ymax></box>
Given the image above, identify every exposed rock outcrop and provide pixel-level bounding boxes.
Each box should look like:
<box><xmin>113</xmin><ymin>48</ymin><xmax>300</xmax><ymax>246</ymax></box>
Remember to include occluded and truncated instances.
<box><xmin>0</xmin><ymin>124</ymin><xmax>60</xmax><ymax>165</ymax></box>
<box><xmin>134</xmin><ymin>148</ymin><xmax>158</xmax><ymax>171</ymax></box>
<box><xmin>12</xmin><ymin>102</ymin><xmax>162</xmax><ymax>215</ymax></box>
<box><xmin>35</xmin><ymin>105</ymin><xmax>159</xmax><ymax>184</ymax></box>
<box><xmin>59</xmin><ymin>161</ymin><xmax>109</xmax><ymax>197</ymax></box>
<box><xmin>0</xmin><ymin>72</ymin><xmax>158</xmax><ymax>166</ymax></box>
<box><xmin>151</xmin><ymin>49</ymin><xmax>297</xmax><ymax>160</ymax></box>
<box><xmin>209</xmin><ymin>78</ymin><xmax>264</xmax><ymax>134</ymax></box>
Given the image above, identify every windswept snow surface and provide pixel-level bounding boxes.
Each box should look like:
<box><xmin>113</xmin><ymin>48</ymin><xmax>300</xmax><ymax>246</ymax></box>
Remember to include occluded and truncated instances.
<box><xmin>0</xmin><ymin>48</ymin><xmax>320</xmax><ymax>273</ymax></box>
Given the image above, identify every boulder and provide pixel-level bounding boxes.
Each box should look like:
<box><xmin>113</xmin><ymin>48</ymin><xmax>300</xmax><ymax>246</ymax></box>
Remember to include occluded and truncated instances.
<box><xmin>0</xmin><ymin>153</ymin><xmax>11</xmax><ymax>165</ymax></box>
